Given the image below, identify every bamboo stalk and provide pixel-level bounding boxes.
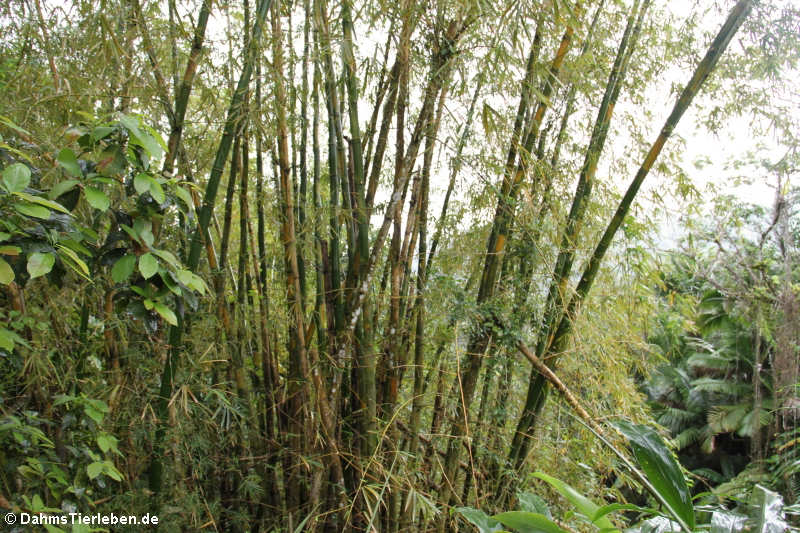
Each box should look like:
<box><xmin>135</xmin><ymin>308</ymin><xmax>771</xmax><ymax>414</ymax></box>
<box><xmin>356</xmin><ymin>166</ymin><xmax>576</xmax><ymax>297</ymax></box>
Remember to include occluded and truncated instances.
<box><xmin>148</xmin><ymin>0</ymin><xmax>274</xmax><ymax>497</ymax></box>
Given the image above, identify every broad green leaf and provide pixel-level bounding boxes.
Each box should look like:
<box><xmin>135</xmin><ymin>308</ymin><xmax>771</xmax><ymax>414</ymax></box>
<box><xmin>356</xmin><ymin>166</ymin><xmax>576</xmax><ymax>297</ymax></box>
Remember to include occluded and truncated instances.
<box><xmin>0</xmin><ymin>232</ymin><xmax>10</xmax><ymax>242</ymax></box>
<box><xmin>592</xmin><ymin>503</ymin><xmax>659</xmax><ymax>523</ymax></box>
<box><xmin>84</xmin><ymin>398</ymin><xmax>109</xmax><ymax>413</ymax></box>
<box><xmin>120</xmin><ymin>114</ymin><xmax>162</xmax><ymax>159</ymax></box>
<box><xmin>52</xmin><ymin>394</ymin><xmax>76</xmax><ymax>407</ymax></box>
<box><xmin>174</xmin><ymin>185</ymin><xmax>193</xmax><ymax>210</ymax></box>
<box><xmin>517</xmin><ymin>492</ymin><xmax>552</xmax><ymax>518</ymax></box>
<box><xmin>456</xmin><ymin>507</ymin><xmax>504</xmax><ymax>533</ymax></box>
<box><xmin>492</xmin><ymin>511</ymin><xmax>568</xmax><ymax>533</ymax></box>
<box><xmin>0</xmin><ymin>328</ymin><xmax>13</xmax><ymax>351</ymax></box>
<box><xmin>134</xmin><ymin>172</ymin><xmax>151</xmax><ymax>196</ymax></box>
<box><xmin>532</xmin><ymin>472</ymin><xmax>617</xmax><ymax>531</ymax></box>
<box><xmin>14</xmin><ymin>191</ymin><xmax>70</xmax><ymax>214</ymax></box>
<box><xmin>143</xmin><ymin>123</ymin><xmax>168</xmax><ymax>152</ymax></box>
<box><xmin>27</xmin><ymin>252</ymin><xmax>55</xmax><ymax>278</ymax></box>
<box><xmin>2</xmin><ymin>162</ymin><xmax>31</xmax><ymax>192</ymax></box>
<box><xmin>0</xmin><ymin>245</ymin><xmax>20</xmax><ymax>256</ymax></box>
<box><xmin>710</xmin><ymin>510</ymin><xmax>747</xmax><ymax>533</ymax></box>
<box><xmin>0</xmin><ymin>257</ymin><xmax>13</xmax><ymax>284</ymax></box>
<box><xmin>103</xmin><ymin>462</ymin><xmax>123</xmax><ymax>481</ymax></box>
<box><xmin>112</xmin><ymin>254</ymin><xmax>137</xmax><ymax>283</ymax></box>
<box><xmin>84</xmin><ymin>186</ymin><xmax>110</xmax><ymax>211</ymax></box>
<box><xmin>613</xmin><ymin>421</ymin><xmax>695</xmax><ymax>530</ymax></box>
<box><xmin>15</xmin><ymin>202</ymin><xmax>50</xmax><ymax>219</ymax></box>
<box><xmin>96</xmin><ymin>433</ymin><xmax>118</xmax><ymax>454</ymax></box>
<box><xmin>57</xmin><ymin>148</ymin><xmax>82</xmax><ymax>177</ymax></box>
<box><xmin>0</xmin><ymin>327</ymin><xmax>25</xmax><ymax>351</ymax></box>
<box><xmin>177</xmin><ymin>269</ymin><xmax>206</xmax><ymax>294</ymax></box>
<box><xmin>160</xmin><ymin>271</ymin><xmax>182</xmax><ymax>295</ymax></box>
<box><xmin>31</xmin><ymin>494</ymin><xmax>44</xmax><ymax>511</ymax></box>
<box><xmin>91</xmin><ymin>126</ymin><xmax>114</xmax><ymax>141</ymax></box>
<box><xmin>133</xmin><ymin>218</ymin><xmax>154</xmax><ymax>247</ymax></box>
<box><xmin>86</xmin><ymin>461</ymin><xmax>104</xmax><ymax>479</ymax></box>
<box><xmin>749</xmin><ymin>485</ymin><xmax>788</xmax><ymax>533</ymax></box>
<box><xmin>49</xmin><ymin>179</ymin><xmax>79</xmax><ymax>200</ymax></box>
<box><xmin>153</xmin><ymin>302</ymin><xmax>178</xmax><ymax>326</ymax></box>
<box><xmin>119</xmin><ymin>223</ymin><xmax>141</xmax><ymax>243</ymax></box>
<box><xmin>83</xmin><ymin>405</ymin><xmax>105</xmax><ymax>425</ymax></box>
<box><xmin>139</xmin><ymin>252</ymin><xmax>158</xmax><ymax>279</ymax></box>
<box><xmin>149</xmin><ymin>178</ymin><xmax>165</xmax><ymax>203</ymax></box>
<box><xmin>152</xmin><ymin>248</ymin><xmax>178</xmax><ymax>267</ymax></box>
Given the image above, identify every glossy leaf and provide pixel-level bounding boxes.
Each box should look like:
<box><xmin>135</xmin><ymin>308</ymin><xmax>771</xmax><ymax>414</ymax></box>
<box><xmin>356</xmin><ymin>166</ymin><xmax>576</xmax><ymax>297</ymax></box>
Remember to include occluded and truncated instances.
<box><xmin>112</xmin><ymin>254</ymin><xmax>137</xmax><ymax>283</ymax></box>
<box><xmin>517</xmin><ymin>492</ymin><xmax>552</xmax><ymax>518</ymax></box>
<box><xmin>15</xmin><ymin>202</ymin><xmax>50</xmax><ymax>219</ymax></box>
<box><xmin>0</xmin><ymin>245</ymin><xmax>21</xmax><ymax>256</ymax></box>
<box><xmin>492</xmin><ymin>511</ymin><xmax>568</xmax><ymax>533</ymax></box>
<box><xmin>153</xmin><ymin>302</ymin><xmax>178</xmax><ymax>326</ymax></box>
<box><xmin>84</xmin><ymin>186</ymin><xmax>110</xmax><ymax>211</ymax></box>
<box><xmin>613</xmin><ymin>421</ymin><xmax>695</xmax><ymax>530</ymax></box>
<box><xmin>177</xmin><ymin>269</ymin><xmax>206</xmax><ymax>294</ymax></box>
<box><xmin>152</xmin><ymin>248</ymin><xmax>178</xmax><ymax>267</ymax></box>
<box><xmin>14</xmin><ymin>191</ymin><xmax>70</xmax><ymax>214</ymax></box>
<box><xmin>0</xmin><ymin>256</ymin><xmax>14</xmax><ymax>284</ymax></box>
<box><xmin>710</xmin><ymin>510</ymin><xmax>747</xmax><ymax>533</ymax></box>
<box><xmin>532</xmin><ymin>472</ymin><xmax>617</xmax><ymax>530</ymax></box>
<box><xmin>139</xmin><ymin>253</ymin><xmax>158</xmax><ymax>279</ymax></box>
<box><xmin>2</xmin><ymin>162</ymin><xmax>31</xmax><ymax>192</ymax></box>
<box><xmin>57</xmin><ymin>148</ymin><xmax>82</xmax><ymax>177</ymax></box>
<box><xmin>49</xmin><ymin>179</ymin><xmax>80</xmax><ymax>200</ymax></box>
<box><xmin>120</xmin><ymin>114</ymin><xmax>163</xmax><ymax>159</ymax></box>
<box><xmin>174</xmin><ymin>186</ymin><xmax>193</xmax><ymax>210</ymax></box>
<box><xmin>27</xmin><ymin>252</ymin><xmax>55</xmax><ymax>279</ymax></box>
<box><xmin>456</xmin><ymin>507</ymin><xmax>504</xmax><ymax>533</ymax></box>
<box><xmin>593</xmin><ymin>503</ymin><xmax>659</xmax><ymax>523</ymax></box>
<box><xmin>134</xmin><ymin>172</ymin><xmax>151</xmax><ymax>196</ymax></box>
<box><xmin>149</xmin><ymin>178</ymin><xmax>165</xmax><ymax>204</ymax></box>
<box><xmin>749</xmin><ymin>485</ymin><xmax>787</xmax><ymax>533</ymax></box>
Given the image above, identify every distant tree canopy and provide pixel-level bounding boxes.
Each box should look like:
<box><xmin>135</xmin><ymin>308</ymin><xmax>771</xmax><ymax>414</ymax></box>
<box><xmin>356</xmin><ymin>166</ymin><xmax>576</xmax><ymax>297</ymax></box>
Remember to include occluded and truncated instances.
<box><xmin>0</xmin><ymin>0</ymin><xmax>797</xmax><ymax>531</ymax></box>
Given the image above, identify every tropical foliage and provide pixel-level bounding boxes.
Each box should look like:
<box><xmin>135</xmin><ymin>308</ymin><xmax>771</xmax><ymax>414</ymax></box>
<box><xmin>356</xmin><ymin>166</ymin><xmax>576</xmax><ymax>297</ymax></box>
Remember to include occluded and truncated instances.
<box><xmin>0</xmin><ymin>0</ymin><xmax>797</xmax><ymax>531</ymax></box>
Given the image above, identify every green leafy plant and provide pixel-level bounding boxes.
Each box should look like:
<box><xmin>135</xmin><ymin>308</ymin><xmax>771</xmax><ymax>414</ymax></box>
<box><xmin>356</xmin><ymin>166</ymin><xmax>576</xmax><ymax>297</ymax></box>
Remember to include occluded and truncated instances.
<box><xmin>457</xmin><ymin>422</ymin><xmax>792</xmax><ymax>533</ymax></box>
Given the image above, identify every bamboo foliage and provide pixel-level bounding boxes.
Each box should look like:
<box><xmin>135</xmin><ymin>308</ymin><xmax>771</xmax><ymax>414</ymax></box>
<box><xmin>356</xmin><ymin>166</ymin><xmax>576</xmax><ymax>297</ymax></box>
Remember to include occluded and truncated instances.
<box><xmin>0</xmin><ymin>0</ymin><xmax>777</xmax><ymax>530</ymax></box>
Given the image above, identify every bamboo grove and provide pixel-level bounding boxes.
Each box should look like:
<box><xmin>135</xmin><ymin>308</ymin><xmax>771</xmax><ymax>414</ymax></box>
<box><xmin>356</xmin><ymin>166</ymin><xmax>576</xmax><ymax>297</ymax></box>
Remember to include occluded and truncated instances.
<box><xmin>1</xmin><ymin>0</ymin><xmax>798</xmax><ymax>531</ymax></box>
